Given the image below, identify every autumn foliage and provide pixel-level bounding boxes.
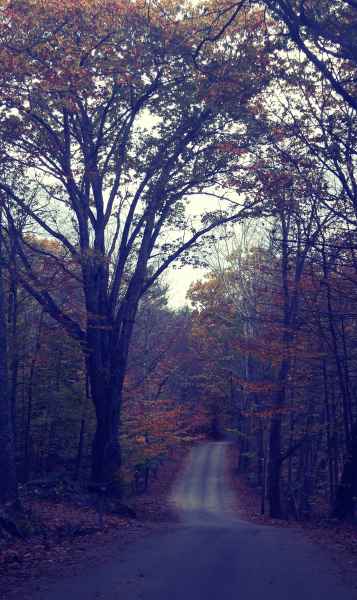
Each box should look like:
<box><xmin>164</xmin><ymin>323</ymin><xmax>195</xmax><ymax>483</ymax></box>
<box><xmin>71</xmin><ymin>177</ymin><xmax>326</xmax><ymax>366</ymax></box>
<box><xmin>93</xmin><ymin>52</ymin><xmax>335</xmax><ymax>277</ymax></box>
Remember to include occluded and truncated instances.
<box><xmin>0</xmin><ymin>0</ymin><xmax>357</xmax><ymax>534</ymax></box>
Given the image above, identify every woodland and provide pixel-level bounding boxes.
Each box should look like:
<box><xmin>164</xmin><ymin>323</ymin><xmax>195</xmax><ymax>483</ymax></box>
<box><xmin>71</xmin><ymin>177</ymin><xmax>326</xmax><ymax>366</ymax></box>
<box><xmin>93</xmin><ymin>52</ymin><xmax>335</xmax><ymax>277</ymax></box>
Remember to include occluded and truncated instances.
<box><xmin>0</xmin><ymin>0</ymin><xmax>357</xmax><ymax>547</ymax></box>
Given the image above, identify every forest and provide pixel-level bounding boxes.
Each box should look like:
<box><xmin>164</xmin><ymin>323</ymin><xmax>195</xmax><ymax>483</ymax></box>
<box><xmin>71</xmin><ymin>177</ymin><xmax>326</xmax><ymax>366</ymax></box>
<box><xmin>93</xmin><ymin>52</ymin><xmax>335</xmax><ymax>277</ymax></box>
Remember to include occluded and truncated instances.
<box><xmin>0</xmin><ymin>0</ymin><xmax>357</xmax><ymax>549</ymax></box>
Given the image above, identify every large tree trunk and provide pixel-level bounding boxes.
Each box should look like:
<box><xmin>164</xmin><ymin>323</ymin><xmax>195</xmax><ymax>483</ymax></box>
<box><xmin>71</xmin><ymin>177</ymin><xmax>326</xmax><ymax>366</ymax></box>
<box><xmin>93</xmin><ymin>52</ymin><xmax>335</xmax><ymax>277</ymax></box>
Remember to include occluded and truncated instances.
<box><xmin>0</xmin><ymin>208</ymin><xmax>18</xmax><ymax>505</ymax></box>
<box><xmin>84</xmin><ymin>241</ymin><xmax>146</xmax><ymax>485</ymax></box>
<box><xmin>91</xmin><ymin>381</ymin><xmax>122</xmax><ymax>486</ymax></box>
<box><xmin>87</xmin><ymin>313</ymin><xmax>136</xmax><ymax>488</ymax></box>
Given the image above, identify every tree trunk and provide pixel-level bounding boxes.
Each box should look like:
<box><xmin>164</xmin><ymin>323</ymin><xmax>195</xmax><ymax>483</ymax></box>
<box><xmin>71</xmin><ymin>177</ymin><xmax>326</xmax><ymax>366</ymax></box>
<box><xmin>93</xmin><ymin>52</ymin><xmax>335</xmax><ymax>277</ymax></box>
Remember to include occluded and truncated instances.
<box><xmin>88</xmin><ymin>346</ymin><xmax>128</xmax><ymax>488</ymax></box>
<box><xmin>322</xmin><ymin>359</ymin><xmax>335</xmax><ymax>507</ymax></box>
<box><xmin>74</xmin><ymin>369</ymin><xmax>89</xmax><ymax>481</ymax></box>
<box><xmin>86</xmin><ymin>263</ymin><xmax>142</xmax><ymax>486</ymax></box>
<box><xmin>268</xmin><ymin>410</ymin><xmax>282</xmax><ymax>518</ymax></box>
<box><xmin>75</xmin><ymin>417</ymin><xmax>86</xmax><ymax>481</ymax></box>
<box><xmin>323</xmin><ymin>252</ymin><xmax>352</xmax><ymax>448</ymax></box>
<box><xmin>0</xmin><ymin>207</ymin><xmax>18</xmax><ymax>505</ymax></box>
<box><xmin>91</xmin><ymin>387</ymin><xmax>121</xmax><ymax>487</ymax></box>
<box><xmin>333</xmin><ymin>422</ymin><xmax>357</xmax><ymax>520</ymax></box>
<box><xmin>267</xmin><ymin>208</ymin><xmax>303</xmax><ymax>520</ymax></box>
<box><xmin>8</xmin><ymin>272</ymin><xmax>18</xmax><ymax>442</ymax></box>
<box><xmin>23</xmin><ymin>310</ymin><xmax>44</xmax><ymax>482</ymax></box>
<box><xmin>268</xmin><ymin>358</ymin><xmax>290</xmax><ymax>519</ymax></box>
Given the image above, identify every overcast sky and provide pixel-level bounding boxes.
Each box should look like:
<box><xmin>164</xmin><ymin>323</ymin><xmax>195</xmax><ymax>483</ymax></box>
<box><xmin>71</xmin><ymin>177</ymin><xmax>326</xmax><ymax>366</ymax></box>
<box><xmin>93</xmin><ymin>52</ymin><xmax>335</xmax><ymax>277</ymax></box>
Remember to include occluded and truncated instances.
<box><xmin>166</xmin><ymin>263</ymin><xmax>205</xmax><ymax>309</ymax></box>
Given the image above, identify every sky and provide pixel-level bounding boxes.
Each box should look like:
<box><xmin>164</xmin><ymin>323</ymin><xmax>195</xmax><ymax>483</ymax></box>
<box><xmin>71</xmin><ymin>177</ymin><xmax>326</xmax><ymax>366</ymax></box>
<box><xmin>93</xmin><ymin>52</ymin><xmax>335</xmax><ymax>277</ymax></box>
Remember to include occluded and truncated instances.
<box><xmin>164</xmin><ymin>219</ymin><xmax>267</xmax><ymax>308</ymax></box>
<box><xmin>166</xmin><ymin>263</ymin><xmax>206</xmax><ymax>308</ymax></box>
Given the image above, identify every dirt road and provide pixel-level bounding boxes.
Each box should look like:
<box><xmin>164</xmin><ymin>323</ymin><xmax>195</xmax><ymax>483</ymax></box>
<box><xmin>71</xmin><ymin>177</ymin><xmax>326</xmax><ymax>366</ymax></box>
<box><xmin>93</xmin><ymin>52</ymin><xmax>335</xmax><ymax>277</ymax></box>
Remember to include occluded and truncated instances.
<box><xmin>31</xmin><ymin>442</ymin><xmax>356</xmax><ymax>599</ymax></box>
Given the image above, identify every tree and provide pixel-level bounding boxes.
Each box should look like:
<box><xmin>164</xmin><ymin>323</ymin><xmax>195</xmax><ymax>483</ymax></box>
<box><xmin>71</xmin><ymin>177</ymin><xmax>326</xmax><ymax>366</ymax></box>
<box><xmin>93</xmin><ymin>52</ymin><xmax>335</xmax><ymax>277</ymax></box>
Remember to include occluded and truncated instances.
<box><xmin>202</xmin><ymin>1</ymin><xmax>357</xmax><ymax>111</ymax></box>
<box><xmin>264</xmin><ymin>0</ymin><xmax>357</xmax><ymax>112</ymax></box>
<box><xmin>258</xmin><ymin>49</ymin><xmax>357</xmax><ymax>518</ymax></box>
<box><xmin>0</xmin><ymin>0</ymin><xmax>269</xmax><ymax>485</ymax></box>
<box><xmin>0</xmin><ymin>202</ymin><xmax>18</xmax><ymax>505</ymax></box>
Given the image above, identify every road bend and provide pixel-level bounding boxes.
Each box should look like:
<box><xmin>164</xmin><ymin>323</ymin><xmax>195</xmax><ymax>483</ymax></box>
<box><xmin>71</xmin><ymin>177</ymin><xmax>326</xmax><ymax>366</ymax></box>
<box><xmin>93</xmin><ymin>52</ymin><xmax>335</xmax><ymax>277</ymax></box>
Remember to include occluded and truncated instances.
<box><xmin>31</xmin><ymin>442</ymin><xmax>356</xmax><ymax>600</ymax></box>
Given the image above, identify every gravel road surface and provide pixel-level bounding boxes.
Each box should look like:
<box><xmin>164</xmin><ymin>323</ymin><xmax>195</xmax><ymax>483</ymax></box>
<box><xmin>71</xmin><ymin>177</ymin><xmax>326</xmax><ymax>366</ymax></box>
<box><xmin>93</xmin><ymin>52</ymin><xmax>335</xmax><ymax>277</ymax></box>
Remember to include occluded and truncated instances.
<box><xmin>31</xmin><ymin>442</ymin><xmax>356</xmax><ymax>599</ymax></box>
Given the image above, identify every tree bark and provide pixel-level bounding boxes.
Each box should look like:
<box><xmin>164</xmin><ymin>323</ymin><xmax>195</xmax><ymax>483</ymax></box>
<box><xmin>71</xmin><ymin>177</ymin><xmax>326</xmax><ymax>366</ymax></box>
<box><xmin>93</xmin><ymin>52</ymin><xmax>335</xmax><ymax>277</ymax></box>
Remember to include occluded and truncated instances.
<box><xmin>88</xmin><ymin>314</ymin><xmax>136</xmax><ymax>487</ymax></box>
<box><xmin>8</xmin><ymin>270</ymin><xmax>18</xmax><ymax>442</ymax></box>
<box><xmin>268</xmin><ymin>400</ymin><xmax>283</xmax><ymax>518</ymax></box>
<box><xmin>322</xmin><ymin>359</ymin><xmax>335</xmax><ymax>507</ymax></box>
<box><xmin>91</xmin><ymin>384</ymin><xmax>122</xmax><ymax>486</ymax></box>
<box><xmin>333</xmin><ymin>422</ymin><xmax>357</xmax><ymax>520</ymax></box>
<box><xmin>0</xmin><ymin>206</ymin><xmax>18</xmax><ymax>505</ymax></box>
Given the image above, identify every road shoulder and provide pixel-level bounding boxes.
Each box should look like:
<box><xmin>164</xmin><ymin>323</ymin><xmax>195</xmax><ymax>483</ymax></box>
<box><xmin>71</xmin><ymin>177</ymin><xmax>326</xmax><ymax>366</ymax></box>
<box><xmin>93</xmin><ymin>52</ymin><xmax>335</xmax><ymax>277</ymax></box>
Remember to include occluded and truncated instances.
<box><xmin>227</xmin><ymin>443</ymin><xmax>357</xmax><ymax>592</ymax></box>
<box><xmin>0</xmin><ymin>445</ymin><xmax>190</xmax><ymax>600</ymax></box>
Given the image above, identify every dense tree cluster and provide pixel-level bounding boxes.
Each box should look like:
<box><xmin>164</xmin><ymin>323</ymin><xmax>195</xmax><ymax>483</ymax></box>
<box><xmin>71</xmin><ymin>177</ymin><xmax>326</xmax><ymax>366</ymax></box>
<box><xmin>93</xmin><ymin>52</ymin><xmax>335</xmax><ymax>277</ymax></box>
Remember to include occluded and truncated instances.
<box><xmin>0</xmin><ymin>0</ymin><xmax>357</xmax><ymax>525</ymax></box>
